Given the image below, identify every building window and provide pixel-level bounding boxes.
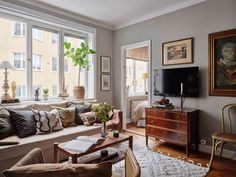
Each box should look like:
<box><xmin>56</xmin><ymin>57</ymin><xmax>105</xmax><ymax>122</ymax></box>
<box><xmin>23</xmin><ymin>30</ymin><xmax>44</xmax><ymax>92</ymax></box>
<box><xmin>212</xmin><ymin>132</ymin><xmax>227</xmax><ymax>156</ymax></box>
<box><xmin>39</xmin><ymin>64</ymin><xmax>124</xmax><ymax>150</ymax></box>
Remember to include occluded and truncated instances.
<box><xmin>13</xmin><ymin>22</ymin><xmax>26</xmax><ymax>37</ymax></box>
<box><xmin>52</xmin><ymin>33</ymin><xmax>57</xmax><ymax>43</ymax></box>
<box><xmin>52</xmin><ymin>85</ymin><xmax>57</xmax><ymax>96</ymax></box>
<box><xmin>33</xmin><ymin>28</ymin><xmax>43</xmax><ymax>40</ymax></box>
<box><xmin>64</xmin><ymin>59</ymin><xmax>69</xmax><ymax>72</ymax></box>
<box><xmin>52</xmin><ymin>57</ymin><xmax>58</xmax><ymax>71</ymax></box>
<box><xmin>13</xmin><ymin>52</ymin><xmax>26</xmax><ymax>69</ymax></box>
<box><xmin>33</xmin><ymin>54</ymin><xmax>42</xmax><ymax>71</ymax></box>
<box><xmin>16</xmin><ymin>85</ymin><xmax>26</xmax><ymax>98</ymax></box>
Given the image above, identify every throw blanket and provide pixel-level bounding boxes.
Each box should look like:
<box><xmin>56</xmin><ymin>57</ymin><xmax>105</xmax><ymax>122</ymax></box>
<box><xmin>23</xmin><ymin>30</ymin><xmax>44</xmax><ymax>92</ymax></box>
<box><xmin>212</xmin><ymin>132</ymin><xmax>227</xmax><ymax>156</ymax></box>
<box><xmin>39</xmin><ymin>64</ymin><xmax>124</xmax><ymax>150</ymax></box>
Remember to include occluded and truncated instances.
<box><xmin>133</xmin><ymin>101</ymin><xmax>148</xmax><ymax>123</ymax></box>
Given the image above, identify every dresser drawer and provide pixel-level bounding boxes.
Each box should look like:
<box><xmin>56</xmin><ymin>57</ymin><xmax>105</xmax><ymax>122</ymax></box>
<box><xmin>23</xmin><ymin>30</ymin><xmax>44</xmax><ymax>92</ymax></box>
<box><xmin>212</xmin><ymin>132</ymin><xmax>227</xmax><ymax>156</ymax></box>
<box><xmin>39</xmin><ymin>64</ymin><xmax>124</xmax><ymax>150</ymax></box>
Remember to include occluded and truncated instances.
<box><xmin>146</xmin><ymin>117</ymin><xmax>186</xmax><ymax>132</ymax></box>
<box><xmin>146</xmin><ymin>126</ymin><xmax>186</xmax><ymax>143</ymax></box>
<box><xmin>146</xmin><ymin>109</ymin><xmax>187</xmax><ymax>121</ymax></box>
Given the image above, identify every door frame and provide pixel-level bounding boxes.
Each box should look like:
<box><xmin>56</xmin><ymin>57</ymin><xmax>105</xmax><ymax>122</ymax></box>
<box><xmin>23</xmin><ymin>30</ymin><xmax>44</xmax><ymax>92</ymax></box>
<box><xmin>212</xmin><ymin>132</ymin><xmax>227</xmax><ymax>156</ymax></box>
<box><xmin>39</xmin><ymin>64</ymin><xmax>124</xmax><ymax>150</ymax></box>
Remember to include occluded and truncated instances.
<box><xmin>121</xmin><ymin>40</ymin><xmax>152</xmax><ymax>130</ymax></box>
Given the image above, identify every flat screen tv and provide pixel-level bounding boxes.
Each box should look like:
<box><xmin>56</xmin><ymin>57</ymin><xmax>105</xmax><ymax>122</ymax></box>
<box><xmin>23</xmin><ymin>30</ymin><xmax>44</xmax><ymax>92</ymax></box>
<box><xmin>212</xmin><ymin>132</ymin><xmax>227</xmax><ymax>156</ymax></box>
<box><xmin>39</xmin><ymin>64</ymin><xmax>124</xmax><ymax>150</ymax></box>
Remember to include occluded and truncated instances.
<box><xmin>154</xmin><ymin>67</ymin><xmax>199</xmax><ymax>97</ymax></box>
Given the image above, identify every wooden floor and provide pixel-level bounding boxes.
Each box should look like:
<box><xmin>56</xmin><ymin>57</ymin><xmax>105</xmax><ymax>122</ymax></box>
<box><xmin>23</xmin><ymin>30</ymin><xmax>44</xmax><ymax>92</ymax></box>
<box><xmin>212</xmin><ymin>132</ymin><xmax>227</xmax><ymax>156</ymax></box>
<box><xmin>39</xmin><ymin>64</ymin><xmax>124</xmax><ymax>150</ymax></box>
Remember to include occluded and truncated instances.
<box><xmin>125</xmin><ymin>124</ymin><xmax>236</xmax><ymax>177</ymax></box>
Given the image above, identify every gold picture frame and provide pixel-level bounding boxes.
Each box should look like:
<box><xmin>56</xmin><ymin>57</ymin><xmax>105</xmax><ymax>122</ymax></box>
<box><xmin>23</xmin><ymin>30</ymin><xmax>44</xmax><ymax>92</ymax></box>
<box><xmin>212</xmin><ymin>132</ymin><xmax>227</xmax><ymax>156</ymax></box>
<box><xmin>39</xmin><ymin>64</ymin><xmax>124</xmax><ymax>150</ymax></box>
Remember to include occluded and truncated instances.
<box><xmin>162</xmin><ymin>38</ymin><xmax>193</xmax><ymax>66</ymax></box>
<box><xmin>209</xmin><ymin>28</ymin><xmax>236</xmax><ymax>96</ymax></box>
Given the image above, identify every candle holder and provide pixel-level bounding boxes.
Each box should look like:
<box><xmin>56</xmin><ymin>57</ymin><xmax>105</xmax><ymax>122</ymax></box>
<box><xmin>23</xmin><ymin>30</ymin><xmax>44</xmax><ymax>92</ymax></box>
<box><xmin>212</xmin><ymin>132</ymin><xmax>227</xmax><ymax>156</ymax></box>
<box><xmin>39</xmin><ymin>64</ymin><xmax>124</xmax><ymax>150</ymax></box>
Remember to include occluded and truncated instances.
<box><xmin>180</xmin><ymin>93</ymin><xmax>184</xmax><ymax>112</ymax></box>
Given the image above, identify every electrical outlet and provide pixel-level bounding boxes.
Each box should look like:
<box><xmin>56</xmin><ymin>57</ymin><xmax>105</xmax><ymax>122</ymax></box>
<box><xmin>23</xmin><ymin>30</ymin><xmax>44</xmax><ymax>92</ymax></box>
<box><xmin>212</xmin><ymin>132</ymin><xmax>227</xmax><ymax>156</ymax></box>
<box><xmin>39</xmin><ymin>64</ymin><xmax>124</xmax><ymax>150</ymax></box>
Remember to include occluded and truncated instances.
<box><xmin>200</xmin><ymin>139</ymin><xmax>207</xmax><ymax>145</ymax></box>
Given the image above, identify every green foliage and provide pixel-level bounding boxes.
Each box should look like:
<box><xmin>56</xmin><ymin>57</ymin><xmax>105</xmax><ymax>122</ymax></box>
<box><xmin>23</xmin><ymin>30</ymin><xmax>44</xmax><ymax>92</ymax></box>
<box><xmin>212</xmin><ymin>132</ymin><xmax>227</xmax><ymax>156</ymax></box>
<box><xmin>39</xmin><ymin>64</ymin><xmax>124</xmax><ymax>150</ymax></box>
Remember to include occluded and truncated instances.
<box><xmin>92</xmin><ymin>103</ymin><xmax>114</xmax><ymax>122</ymax></box>
<box><xmin>42</xmin><ymin>88</ymin><xmax>49</xmax><ymax>95</ymax></box>
<box><xmin>64</xmin><ymin>42</ymin><xmax>96</xmax><ymax>70</ymax></box>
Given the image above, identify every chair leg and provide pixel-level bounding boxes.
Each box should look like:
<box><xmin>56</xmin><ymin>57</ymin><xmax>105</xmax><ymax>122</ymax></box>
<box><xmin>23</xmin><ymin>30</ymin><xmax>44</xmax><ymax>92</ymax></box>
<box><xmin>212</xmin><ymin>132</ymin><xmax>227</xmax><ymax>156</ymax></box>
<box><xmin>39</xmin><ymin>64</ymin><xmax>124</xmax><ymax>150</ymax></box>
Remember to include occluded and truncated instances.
<box><xmin>208</xmin><ymin>138</ymin><xmax>216</xmax><ymax>168</ymax></box>
<box><xmin>219</xmin><ymin>142</ymin><xmax>225</xmax><ymax>159</ymax></box>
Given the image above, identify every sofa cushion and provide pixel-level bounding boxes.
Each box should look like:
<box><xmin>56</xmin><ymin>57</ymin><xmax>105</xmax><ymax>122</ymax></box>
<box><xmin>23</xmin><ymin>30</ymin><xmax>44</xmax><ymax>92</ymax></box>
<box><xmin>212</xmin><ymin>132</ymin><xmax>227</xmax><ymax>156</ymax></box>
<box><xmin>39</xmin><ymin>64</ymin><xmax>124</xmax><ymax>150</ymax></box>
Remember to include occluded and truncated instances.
<box><xmin>32</xmin><ymin>109</ymin><xmax>63</xmax><ymax>134</ymax></box>
<box><xmin>80</xmin><ymin>112</ymin><xmax>97</xmax><ymax>126</ymax></box>
<box><xmin>53</xmin><ymin>107</ymin><xmax>76</xmax><ymax>128</ymax></box>
<box><xmin>4</xmin><ymin>104</ymin><xmax>34</xmax><ymax>111</ymax></box>
<box><xmin>3</xmin><ymin>162</ymin><xmax>112</xmax><ymax>177</ymax></box>
<box><xmin>8</xmin><ymin>110</ymin><xmax>36</xmax><ymax>138</ymax></box>
<box><xmin>0</xmin><ymin>108</ymin><xmax>15</xmax><ymax>140</ymax></box>
<box><xmin>67</xmin><ymin>103</ymin><xmax>92</xmax><ymax>125</ymax></box>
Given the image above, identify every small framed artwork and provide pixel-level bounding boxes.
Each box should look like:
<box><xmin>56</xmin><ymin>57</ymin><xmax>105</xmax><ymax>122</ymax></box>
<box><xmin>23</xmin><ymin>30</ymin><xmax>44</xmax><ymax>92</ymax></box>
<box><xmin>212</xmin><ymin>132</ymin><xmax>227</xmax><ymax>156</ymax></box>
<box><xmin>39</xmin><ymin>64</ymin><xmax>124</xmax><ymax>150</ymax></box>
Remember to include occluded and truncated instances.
<box><xmin>209</xmin><ymin>28</ymin><xmax>236</xmax><ymax>96</ymax></box>
<box><xmin>101</xmin><ymin>74</ymin><xmax>111</xmax><ymax>91</ymax></box>
<box><xmin>162</xmin><ymin>37</ymin><xmax>193</xmax><ymax>66</ymax></box>
<box><xmin>101</xmin><ymin>56</ymin><xmax>111</xmax><ymax>73</ymax></box>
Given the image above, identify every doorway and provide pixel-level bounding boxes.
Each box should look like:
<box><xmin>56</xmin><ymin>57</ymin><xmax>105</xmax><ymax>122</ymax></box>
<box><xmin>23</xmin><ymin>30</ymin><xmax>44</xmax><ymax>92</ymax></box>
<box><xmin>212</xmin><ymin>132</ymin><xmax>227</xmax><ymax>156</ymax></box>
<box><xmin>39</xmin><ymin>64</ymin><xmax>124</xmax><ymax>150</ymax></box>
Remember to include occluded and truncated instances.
<box><xmin>121</xmin><ymin>40</ymin><xmax>152</xmax><ymax>134</ymax></box>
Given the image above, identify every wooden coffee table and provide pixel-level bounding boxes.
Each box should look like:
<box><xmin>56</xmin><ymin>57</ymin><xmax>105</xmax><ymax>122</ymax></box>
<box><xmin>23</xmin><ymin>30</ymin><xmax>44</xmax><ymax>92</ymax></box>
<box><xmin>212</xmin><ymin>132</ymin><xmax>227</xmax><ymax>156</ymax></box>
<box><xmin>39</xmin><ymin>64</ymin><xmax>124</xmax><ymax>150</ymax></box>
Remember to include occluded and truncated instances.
<box><xmin>54</xmin><ymin>133</ymin><xmax>133</xmax><ymax>164</ymax></box>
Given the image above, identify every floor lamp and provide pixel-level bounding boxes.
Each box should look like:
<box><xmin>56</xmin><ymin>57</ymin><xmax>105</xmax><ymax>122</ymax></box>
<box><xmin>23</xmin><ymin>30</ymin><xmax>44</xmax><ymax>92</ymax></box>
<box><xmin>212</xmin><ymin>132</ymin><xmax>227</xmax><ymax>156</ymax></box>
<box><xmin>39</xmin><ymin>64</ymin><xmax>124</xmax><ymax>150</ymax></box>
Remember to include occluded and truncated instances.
<box><xmin>0</xmin><ymin>61</ymin><xmax>15</xmax><ymax>100</ymax></box>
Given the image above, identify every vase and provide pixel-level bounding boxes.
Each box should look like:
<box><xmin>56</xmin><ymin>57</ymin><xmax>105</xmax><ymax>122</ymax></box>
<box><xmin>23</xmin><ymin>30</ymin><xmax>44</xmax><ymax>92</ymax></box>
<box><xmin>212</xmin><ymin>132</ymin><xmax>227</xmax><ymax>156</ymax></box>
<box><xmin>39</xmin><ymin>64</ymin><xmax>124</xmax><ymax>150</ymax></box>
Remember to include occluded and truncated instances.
<box><xmin>73</xmin><ymin>86</ymin><xmax>85</xmax><ymax>99</ymax></box>
<box><xmin>101</xmin><ymin>121</ymin><xmax>108</xmax><ymax>137</ymax></box>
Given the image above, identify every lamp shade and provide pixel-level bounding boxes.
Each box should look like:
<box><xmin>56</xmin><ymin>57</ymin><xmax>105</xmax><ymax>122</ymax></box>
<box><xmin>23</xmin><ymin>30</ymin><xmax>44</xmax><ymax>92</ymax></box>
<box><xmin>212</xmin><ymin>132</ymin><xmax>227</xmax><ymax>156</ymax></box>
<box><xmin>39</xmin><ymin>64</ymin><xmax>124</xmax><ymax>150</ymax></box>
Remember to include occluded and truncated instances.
<box><xmin>142</xmin><ymin>73</ymin><xmax>149</xmax><ymax>79</ymax></box>
<box><xmin>0</xmin><ymin>61</ymin><xmax>14</xmax><ymax>69</ymax></box>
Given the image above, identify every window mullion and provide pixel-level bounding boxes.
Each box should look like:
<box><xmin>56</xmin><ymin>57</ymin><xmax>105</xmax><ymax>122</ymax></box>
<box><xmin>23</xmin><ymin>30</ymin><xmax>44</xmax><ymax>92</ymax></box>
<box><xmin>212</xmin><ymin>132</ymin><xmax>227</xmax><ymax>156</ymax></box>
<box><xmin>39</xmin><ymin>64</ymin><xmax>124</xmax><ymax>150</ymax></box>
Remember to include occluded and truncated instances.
<box><xmin>26</xmin><ymin>21</ymin><xmax>32</xmax><ymax>99</ymax></box>
<box><xmin>58</xmin><ymin>29</ymin><xmax>64</xmax><ymax>95</ymax></box>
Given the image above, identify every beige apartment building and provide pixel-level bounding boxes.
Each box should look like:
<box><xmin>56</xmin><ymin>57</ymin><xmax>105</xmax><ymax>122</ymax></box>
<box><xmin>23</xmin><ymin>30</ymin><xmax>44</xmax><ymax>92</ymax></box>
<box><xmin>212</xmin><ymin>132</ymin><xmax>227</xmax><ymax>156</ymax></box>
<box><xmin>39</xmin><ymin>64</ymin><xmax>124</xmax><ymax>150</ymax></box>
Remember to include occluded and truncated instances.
<box><xmin>0</xmin><ymin>17</ymin><xmax>84</xmax><ymax>99</ymax></box>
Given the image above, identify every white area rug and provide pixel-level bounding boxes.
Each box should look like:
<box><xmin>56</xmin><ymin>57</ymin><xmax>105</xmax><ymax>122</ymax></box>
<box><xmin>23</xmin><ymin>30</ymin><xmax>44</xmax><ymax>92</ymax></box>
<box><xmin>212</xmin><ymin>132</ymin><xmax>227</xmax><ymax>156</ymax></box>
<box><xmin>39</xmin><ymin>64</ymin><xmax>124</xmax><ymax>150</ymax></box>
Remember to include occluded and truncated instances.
<box><xmin>112</xmin><ymin>144</ymin><xmax>209</xmax><ymax>177</ymax></box>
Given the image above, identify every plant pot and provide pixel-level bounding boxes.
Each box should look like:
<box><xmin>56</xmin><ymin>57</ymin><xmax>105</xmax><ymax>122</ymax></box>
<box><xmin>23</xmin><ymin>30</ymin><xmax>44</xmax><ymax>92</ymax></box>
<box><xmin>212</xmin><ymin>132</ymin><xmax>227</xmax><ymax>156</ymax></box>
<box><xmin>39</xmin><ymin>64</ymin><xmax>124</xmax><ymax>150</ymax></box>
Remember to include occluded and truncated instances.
<box><xmin>42</xmin><ymin>95</ymin><xmax>48</xmax><ymax>100</ymax></box>
<box><xmin>73</xmin><ymin>86</ymin><xmax>85</xmax><ymax>99</ymax></box>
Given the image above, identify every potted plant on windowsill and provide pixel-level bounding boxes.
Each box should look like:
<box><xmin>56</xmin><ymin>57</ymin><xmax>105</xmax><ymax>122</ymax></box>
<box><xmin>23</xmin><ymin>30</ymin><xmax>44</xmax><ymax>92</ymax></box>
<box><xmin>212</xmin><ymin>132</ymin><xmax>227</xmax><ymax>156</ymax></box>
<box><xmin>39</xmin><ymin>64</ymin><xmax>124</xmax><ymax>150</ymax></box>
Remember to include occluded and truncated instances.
<box><xmin>64</xmin><ymin>42</ymin><xmax>96</xmax><ymax>99</ymax></box>
<box><xmin>92</xmin><ymin>103</ymin><xmax>114</xmax><ymax>137</ymax></box>
<box><xmin>42</xmin><ymin>88</ymin><xmax>49</xmax><ymax>100</ymax></box>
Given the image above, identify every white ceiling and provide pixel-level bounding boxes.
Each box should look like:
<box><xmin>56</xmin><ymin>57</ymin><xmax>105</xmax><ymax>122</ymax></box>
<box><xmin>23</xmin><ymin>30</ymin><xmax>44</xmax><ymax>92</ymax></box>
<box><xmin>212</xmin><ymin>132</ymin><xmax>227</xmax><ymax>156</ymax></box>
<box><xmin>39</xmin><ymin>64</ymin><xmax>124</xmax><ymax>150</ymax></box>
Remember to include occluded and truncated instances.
<box><xmin>23</xmin><ymin>0</ymin><xmax>206</xmax><ymax>30</ymax></box>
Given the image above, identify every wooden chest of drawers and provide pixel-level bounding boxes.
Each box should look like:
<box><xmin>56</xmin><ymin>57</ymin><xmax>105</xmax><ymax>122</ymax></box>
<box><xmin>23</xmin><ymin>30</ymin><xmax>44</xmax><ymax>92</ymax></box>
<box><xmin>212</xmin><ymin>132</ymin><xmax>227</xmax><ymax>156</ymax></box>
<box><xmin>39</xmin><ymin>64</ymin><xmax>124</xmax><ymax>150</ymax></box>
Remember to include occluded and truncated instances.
<box><xmin>145</xmin><ymin>107</ymin><xmax>198</xmax><ymax>156</ymax></box>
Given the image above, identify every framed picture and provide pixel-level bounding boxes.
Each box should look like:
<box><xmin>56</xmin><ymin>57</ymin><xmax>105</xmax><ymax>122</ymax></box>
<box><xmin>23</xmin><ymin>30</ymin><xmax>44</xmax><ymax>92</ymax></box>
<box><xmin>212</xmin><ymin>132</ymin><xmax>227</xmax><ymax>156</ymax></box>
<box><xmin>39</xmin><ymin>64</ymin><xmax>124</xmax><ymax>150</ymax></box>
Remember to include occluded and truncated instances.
<box><xmin>209</xmin><ymin>28</ymin><xmax>236</xmax><ymax>96</ymax></box>
<box><xmin>101</xmin><ymin>74</ymin><xmax>111</xmax><ymax>91</ymax></box>
<box><xmin>162</xmin><ymin>37</ymin><xmax>193</xmax><ymax>66</ymax></box>
<box><xmin>101</xmin><ymin>56</ymin><xmax>111</xmax><ymax>73</ymax></box>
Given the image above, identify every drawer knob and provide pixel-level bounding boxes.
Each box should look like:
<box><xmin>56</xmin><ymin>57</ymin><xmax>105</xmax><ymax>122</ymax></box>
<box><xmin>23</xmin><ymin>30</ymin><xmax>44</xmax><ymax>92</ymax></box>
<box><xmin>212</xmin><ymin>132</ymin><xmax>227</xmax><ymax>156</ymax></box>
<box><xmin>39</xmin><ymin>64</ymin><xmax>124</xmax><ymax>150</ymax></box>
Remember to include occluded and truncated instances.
<box><xmin>151</xmin><ymin>120</ymin><xmax>154</xmax><ymax>124</ymax></box>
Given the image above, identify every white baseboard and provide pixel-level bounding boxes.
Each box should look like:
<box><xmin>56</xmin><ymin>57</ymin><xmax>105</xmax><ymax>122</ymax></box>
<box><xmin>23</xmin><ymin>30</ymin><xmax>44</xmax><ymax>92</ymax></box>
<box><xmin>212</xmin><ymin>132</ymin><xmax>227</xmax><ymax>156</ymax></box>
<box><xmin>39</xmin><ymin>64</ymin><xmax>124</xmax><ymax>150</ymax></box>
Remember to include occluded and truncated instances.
<box><xmin>199</xmin><ymin>144</ymin><xmax>236</xmax><ymax>161</ymax></box>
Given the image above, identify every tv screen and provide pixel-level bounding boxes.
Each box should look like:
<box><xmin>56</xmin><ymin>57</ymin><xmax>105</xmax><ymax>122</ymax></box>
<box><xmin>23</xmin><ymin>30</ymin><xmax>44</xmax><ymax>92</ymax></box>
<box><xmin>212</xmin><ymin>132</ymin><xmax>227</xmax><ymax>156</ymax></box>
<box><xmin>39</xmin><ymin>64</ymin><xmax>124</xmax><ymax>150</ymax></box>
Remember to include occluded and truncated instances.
<box><xmin>154</xmin><ymin>67</ymin><xmax>199</xmax><ymax>97</ymax></box>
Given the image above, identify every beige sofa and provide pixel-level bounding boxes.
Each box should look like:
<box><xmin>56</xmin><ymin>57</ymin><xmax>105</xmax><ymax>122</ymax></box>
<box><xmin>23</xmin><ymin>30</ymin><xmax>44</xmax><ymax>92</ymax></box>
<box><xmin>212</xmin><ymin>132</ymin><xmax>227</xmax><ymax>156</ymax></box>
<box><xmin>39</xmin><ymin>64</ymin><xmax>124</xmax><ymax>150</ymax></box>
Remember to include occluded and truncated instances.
<box><xmin>0</xmin><ymin>101</ymin><xmax>123</xmax><ymax>175</ymax></box>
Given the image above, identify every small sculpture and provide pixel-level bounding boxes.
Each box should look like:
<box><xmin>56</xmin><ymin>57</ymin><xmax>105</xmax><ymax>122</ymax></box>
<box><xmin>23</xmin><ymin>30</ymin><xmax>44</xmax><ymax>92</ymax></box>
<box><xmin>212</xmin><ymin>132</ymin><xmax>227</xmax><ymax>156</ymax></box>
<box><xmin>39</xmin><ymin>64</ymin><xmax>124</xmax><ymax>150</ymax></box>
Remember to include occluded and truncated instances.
<box><xmin>11</xmin><ymin>81</ymin><xmax>16</xmax><ymax>98</ymax></box>
<box><xmin>35</xmin><ymin>88</ymin><xmax>41</xmax><ymax>101</ymax></box>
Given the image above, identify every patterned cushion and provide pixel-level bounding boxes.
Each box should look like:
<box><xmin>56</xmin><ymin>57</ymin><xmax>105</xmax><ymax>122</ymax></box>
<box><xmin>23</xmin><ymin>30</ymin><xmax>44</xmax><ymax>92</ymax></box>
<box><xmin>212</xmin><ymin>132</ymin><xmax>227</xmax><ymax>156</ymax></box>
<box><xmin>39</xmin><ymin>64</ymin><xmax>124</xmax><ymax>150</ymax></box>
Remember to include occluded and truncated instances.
<box><xmin>32</xmin><ymin>109</ymin><xmax>63</xmax><ymax>135</ymax></box>
<box><xmin>0</xmin><ymin>108</ymin><xmax>15</xmax><ymax>140</ymax></box>
<box><xmin>67</xmin><ymin>103</ymin><xmax>92</xmax><ymax>125</ymax></box>
<box><xmin>8</xmin><ymin>110</ymin><xmax>36</xmax><ymax>138</ymax></box>
<box><xmin>52</xmin><ymin>107</ymin><xmax>76</xmax><ymax>128</ymax></box>
<box><xmin>80</xmin><ymin>112</ymin><xmax>97</xmax><ymax>126</ymax></box>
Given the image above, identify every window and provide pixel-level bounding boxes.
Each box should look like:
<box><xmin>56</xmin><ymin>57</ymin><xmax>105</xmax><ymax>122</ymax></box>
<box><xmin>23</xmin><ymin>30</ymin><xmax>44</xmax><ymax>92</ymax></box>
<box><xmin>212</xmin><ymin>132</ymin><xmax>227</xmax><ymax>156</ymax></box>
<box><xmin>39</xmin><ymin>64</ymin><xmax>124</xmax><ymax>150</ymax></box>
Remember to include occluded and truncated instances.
<box><xmin>126</xmin><ymin>59</ymin><xmax>148</xmax><ymax>96</ymax></box>
<box><xmin>13</xmin><ymin>52</ymin><xmax>26</xmax><ymax>69</ymax></box>
<box><xmin>52</xmin><ymin>85</ymin><xmax>57</xmax><ymax>96</ymax></box>
<box><xmin>33</xmin><ymin>28</ymin><xmax>42</xmax><ymax>40</ymax></box>
<box><xmin>0</xmin><ymin>13</ymin><xmax>95</xmax><ymax>100</ymax></box>
<box><xmin>52</xmin><ymin>57</ymin><xmax>58</xmax><ymax>71</ymax></box>
<box><xmin>13</xmin><ymin>22</ymin><xmax>25</xmax><ymax>36</ymax></box>
<box><xmin>52</xmin><ymin>33</ymin><xmax>57</xmax><ymax>43</ymax></box>
<box><xmin>32</xmin><ymin>54</ymin><xmax>42</xmax><ymax>71</ymax></box>
<box><xmin>16</xmin><ymin>85</ymin><xmax>26</xmax><ymax>98</ymax></box>
<box><xmin>64</xmin><ymin>59</ymin><xmax>69</xmax><ymax>72</ymax></box>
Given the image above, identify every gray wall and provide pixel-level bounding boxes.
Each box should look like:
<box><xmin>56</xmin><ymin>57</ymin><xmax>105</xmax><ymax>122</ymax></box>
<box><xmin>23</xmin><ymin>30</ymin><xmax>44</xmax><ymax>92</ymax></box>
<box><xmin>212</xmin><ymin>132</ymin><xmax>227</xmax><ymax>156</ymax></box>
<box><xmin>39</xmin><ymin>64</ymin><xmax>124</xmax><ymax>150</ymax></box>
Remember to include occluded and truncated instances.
<box><xmin>113</xmin><ymin>0</ymin><xmax>236</xmax><ymax>147</ymax></box>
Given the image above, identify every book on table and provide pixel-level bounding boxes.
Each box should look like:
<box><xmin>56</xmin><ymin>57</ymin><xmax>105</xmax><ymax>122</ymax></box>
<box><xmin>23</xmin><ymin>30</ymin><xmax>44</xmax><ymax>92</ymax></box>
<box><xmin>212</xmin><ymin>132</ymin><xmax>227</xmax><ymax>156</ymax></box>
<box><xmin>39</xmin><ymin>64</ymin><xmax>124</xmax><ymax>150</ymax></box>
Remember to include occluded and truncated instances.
<box><xmin>64</xmin><ymin>136</ymin><xmax>105</xmax><ymax>153</ymax></box>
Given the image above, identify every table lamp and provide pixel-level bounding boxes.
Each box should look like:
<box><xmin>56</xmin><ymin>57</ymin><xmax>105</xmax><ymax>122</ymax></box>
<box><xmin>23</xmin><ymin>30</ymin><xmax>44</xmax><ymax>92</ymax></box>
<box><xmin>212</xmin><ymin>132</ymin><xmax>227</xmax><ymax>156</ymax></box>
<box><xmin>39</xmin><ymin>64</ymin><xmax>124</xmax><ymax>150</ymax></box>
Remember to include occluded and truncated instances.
<box><xmin>0</xmin><ymin>61</ymin><xmax>15</xmax><ymax>100</ymax></box>
<box><xmin>142</xmin><ymin>72</ymin><xmax>148</xmax><ymax>94</ymax></box>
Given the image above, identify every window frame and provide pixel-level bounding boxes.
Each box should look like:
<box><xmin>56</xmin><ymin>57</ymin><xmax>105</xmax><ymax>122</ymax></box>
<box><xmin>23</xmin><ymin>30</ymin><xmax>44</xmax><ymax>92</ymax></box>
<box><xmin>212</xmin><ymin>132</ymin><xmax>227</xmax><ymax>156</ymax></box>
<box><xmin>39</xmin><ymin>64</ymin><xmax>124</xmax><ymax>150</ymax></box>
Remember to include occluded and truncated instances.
<box><xmin>0</xmin><ymin>8</ymin><xmax>96</xmax><ymax>101</ymax></box>
<box><xmin>12</xmin><ymin>21</ymin><xmax>25</xmax><ymax>37</ymax></box>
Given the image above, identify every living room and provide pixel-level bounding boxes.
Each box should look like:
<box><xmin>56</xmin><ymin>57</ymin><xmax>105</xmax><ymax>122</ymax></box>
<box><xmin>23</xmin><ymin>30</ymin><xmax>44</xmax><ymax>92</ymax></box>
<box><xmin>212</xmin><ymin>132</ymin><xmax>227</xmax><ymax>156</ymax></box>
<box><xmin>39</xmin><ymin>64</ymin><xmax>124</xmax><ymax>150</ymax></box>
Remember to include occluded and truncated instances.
<box><xmin>0</xmin><ymin>0</ymin><xmax>235</xmax><ymax>177</ymax></box>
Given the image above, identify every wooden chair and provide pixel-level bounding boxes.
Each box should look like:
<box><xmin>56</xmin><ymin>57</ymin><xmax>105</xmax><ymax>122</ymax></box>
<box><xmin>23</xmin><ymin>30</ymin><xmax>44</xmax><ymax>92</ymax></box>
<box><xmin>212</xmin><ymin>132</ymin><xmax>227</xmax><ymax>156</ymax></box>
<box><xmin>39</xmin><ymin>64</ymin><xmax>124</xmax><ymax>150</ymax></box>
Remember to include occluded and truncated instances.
<box><xmin>208</xmin><ymin>103</ymin><xmax>236</xmax><ymax>168</ymax></box>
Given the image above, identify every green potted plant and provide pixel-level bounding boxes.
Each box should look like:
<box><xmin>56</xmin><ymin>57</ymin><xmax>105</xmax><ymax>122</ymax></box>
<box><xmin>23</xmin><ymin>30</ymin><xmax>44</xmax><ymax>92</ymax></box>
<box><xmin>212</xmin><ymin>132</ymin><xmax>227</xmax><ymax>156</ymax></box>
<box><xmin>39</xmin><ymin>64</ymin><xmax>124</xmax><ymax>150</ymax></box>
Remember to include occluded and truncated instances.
<box><xmin>42</xmin><ymin>88</ymin><xmax>49</xmax><ymax>100</ymax></box>
<box><xmin>64</xmin><ymin>42</ymin><xmax>96</xmax><ymax>99</ymax></box>
<box><xmin>92</xmin><ymin>102</ymin><xmax>114</xmax><ymax>137</ymax></box>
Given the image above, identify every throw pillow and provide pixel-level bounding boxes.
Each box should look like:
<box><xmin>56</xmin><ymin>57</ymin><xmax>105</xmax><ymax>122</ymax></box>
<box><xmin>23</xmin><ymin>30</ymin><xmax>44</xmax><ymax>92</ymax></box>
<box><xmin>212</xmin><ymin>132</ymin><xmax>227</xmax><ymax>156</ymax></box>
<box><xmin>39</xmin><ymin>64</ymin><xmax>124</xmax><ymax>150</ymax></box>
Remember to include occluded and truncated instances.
<box><xmin>32</xmin><ymin>109</ymin><xmax>63</xmax><ymax>135</ymax></box>
<box><xmin>80</xmin><ymin>112</ymin><xmax>97</xmax><ymax>126</ymax></box>
<box><xmin>5</xmin><ymin>104</ymin><xmax>34</xmax><ymax>111</ymax></box>
<box><xmin>8</xmin><ymin>109</ymin><xmax>36</xmax><ymax>138</ymax></box>
<box><xmin>0</xmin><ymin>108</ymin><xmax>15</xmax><ymax>140</ymax></box>
<box><xmin>67</xmin><ymin>103</ymin><xmax>92</xmax><ymax>125</ymax></box>
<box><xmin>52</xmin><ymin>107</ymin><xmax>76</xmax><ymax>128</ymax></box>
<box><xmin>3</xmin><ymin>162</ymin><xmax>112</xmax><ymax>177</ymax></box>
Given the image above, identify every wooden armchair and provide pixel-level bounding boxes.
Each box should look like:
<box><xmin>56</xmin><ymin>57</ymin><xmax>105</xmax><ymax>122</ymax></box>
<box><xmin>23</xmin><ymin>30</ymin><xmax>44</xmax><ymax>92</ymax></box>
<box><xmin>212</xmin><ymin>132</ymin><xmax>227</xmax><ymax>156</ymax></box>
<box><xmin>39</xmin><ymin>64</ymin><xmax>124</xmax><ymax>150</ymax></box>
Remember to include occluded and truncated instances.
<box><xmin>208</xmin><ymin>103</ymin><xmax>236</xmax><ymax>168</ymax></box>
